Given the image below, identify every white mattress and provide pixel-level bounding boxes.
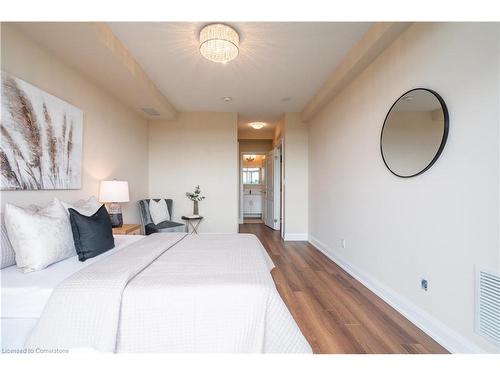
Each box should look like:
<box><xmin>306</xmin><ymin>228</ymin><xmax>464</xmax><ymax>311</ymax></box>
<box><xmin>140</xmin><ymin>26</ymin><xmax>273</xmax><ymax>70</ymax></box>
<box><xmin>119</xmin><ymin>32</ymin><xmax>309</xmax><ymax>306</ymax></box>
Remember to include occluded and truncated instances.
<box><xmin>1</xmin><ymin>235</ymin><xmax>144</xmax><ymax>319</ymax></box>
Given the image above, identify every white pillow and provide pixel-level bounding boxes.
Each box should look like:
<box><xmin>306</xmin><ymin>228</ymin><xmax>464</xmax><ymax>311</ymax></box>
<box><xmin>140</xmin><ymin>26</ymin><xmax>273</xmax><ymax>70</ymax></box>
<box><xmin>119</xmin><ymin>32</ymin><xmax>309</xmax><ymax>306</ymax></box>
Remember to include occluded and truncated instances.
<box><xmin>4</xmin><ymin>199</ymin><xmax>77</xmax><ymax>273</ymax></box>
<box><xmin>149</xmin><ymin>199</ymin><xmax>169</xmax><ymax>225</ymax></box>
<box><xmin>60</xmin><ymin>196</ymin><xmax>101</xmax><ymax>217</ymax></box>
<box><xmin>1</xmin><ymin>205</ymin><xmax>44</xmax><ymax>269</ymax></box>
<box><xmin>1</xmin><ymin>215</ymin><xmax>16</xmax><ymax>269</ymax></box>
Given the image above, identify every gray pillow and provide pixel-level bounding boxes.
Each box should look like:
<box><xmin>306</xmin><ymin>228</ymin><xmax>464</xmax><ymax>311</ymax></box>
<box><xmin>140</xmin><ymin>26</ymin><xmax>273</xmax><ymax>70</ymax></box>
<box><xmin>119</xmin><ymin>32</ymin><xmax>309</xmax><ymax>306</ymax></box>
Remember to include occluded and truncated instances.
<box><xmin>1</xmin><ymin>215</ymin><xmax>16</xmax><ymax>269</ymax></box>
<box><xmin>69</xmin><ymin>205</ymin><xmax>115</xmax><ymax>262</ymax></box>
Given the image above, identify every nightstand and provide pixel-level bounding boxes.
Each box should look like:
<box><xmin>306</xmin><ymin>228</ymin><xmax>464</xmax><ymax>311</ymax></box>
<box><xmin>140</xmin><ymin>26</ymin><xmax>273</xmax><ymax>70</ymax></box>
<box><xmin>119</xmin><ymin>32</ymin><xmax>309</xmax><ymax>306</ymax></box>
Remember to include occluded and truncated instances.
<box><xmin>181</xmin><ymin>216</ymin><xmax>203</xmax><ymax>234</ymax></box>
<box><xmin>112</xmin><ymin>224</ymin><xmax>142</xmax><ymax>235</ymax></box>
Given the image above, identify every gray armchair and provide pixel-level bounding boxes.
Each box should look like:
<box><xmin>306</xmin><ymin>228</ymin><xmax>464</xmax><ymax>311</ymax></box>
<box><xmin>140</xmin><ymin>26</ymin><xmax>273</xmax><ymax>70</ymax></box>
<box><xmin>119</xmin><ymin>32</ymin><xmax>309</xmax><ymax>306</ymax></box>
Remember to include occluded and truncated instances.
<box><xmin>138</xmin><ymin>199</ymin><xmax>185</xmax><ymax>235</ymax></box>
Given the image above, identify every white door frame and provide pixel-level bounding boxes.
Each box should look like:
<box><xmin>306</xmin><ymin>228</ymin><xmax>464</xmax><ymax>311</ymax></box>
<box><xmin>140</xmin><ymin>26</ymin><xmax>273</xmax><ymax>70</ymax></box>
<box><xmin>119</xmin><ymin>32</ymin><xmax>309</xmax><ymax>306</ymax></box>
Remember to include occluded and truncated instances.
<box><xmin>273</xmin><ymin>147</ymin><xmax>281</xmax><ymax>231</ymax></box>
<box><xmin>264</xmin><ymin>146</ymin><xmax>282</xmax><ymax>231</ymax></box>
<box><xmin>239</xmin><ymin>151</ymin><xmax>267</xmax><ymax>224</ymax></box>
<box><xmin>276</xmin><ymin>139</ymin><xmax>285</xmax><ymax>239</ymax></box>
<box><xmin>264</xmin><ymin>149</ymin><xmax>274</xmax><ymax>229</ymax></box>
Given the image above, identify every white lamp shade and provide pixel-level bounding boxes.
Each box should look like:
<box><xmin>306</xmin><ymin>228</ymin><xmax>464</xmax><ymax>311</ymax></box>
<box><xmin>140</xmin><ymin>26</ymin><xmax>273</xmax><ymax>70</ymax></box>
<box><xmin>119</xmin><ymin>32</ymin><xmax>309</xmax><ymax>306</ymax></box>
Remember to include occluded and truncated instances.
<box><xmin>99</xmin><ymin>180</ymin><xmax>130</xmax><ymax>203</ymax></box>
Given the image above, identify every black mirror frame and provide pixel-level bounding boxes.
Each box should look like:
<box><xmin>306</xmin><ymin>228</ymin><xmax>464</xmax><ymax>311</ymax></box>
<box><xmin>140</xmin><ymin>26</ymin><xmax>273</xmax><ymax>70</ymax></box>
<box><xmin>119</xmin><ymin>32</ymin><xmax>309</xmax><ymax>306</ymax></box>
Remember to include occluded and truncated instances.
<box><xmin>380</xmin><ymin>88</ymin><xmax>450</xmax><ymax>178</ymax></box>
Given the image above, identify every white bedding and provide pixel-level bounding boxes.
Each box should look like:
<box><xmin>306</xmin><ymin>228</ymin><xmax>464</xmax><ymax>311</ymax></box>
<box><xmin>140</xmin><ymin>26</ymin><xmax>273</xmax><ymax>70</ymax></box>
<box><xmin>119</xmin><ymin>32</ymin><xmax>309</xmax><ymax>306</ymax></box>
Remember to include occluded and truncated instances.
<box><xmin>25</xmin><ymin>233</ymin><xmax>312</xmax><ymax>353</ymax></box>
<box><xmin>1</xmin><ymin>235</ymin><xmax>144</xmax><ymax>319</ymax></box>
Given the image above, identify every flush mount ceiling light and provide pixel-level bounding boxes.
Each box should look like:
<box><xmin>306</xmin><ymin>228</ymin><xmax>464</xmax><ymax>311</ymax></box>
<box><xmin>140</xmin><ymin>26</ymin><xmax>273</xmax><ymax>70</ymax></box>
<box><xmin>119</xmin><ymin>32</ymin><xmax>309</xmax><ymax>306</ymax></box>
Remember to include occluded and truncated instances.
<box><xmin>249</xmin><ymin>122</ymin><xmax>266</xmax><ymax>130</ymax></box>
<box><xmin>199</xmin><ymin>24</ymin><xmax>239</xmax><ymax>64</ymax></box>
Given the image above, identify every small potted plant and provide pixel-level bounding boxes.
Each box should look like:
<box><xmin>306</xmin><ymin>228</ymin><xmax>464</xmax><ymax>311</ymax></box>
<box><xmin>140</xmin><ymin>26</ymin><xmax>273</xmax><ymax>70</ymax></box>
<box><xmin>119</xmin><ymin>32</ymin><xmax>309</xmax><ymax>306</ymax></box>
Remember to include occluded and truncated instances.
<box><xmin>186</xmin><ymin>185</ymin><xmax>205</xmax><ymax>216</ymax></box>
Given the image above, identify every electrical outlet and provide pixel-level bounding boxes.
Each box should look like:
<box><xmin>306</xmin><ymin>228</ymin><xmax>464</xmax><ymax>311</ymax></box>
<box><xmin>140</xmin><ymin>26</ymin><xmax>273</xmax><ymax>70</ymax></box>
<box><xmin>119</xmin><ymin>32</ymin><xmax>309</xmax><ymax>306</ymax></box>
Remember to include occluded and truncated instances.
<box><xmin>341</xmin><ymin>239</ymin><xmax>346</xmax><ymax>249</ymax></box>
<box><xmin>421</xmin><ymin>278</ymin><xmax>428</xmax><ymax>291</ymax></box>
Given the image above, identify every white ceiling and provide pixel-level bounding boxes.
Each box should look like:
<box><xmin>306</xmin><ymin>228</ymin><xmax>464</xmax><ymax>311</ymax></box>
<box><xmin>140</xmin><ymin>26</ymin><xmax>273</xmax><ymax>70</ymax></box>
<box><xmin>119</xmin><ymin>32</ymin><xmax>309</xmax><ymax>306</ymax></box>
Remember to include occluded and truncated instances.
<box><xmin>12</xmin><ymin>22</ymin><xmax>178</xmax><ymax>120</ymax></box>
<box><xmin>108</xmin><ymin>22</ymin><xmax>371</xmax><ymax>124</ymax></box>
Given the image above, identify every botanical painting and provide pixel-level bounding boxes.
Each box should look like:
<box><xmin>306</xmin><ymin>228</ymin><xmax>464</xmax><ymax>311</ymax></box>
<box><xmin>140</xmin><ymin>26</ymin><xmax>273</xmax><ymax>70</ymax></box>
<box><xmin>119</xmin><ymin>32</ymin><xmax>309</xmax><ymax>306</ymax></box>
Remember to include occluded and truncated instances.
<box><xmin>1</xmin><ymin>72</ymin><xmax>83</xmax><ymax>190</ymax></box>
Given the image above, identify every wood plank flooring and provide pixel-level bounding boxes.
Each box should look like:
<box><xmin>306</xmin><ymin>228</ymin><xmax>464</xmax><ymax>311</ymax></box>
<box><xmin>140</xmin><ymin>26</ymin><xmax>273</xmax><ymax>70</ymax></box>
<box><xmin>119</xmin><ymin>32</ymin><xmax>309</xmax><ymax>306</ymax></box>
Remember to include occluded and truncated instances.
<box><xmin>239</xmin><ymin>223</ymin><xmax>448</xmax><ymax>354</ymax></box>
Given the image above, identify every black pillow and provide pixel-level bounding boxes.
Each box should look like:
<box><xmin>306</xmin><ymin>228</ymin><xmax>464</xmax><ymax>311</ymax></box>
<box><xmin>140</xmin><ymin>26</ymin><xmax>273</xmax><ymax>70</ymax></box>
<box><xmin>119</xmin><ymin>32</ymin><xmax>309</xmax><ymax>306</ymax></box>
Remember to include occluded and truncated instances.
<box><xmin>69</xmin><ymin>205</ymin><xmax>115</xmax><ymax>262</ymax></box>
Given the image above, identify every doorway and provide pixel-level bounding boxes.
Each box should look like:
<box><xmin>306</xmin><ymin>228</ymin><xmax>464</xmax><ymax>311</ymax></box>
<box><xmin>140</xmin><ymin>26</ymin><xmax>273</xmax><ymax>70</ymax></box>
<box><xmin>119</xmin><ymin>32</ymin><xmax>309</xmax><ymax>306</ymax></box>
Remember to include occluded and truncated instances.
<box><xmin>240</xmin><ymin>152</ymin><xmax>266</xmax><ymax>224</ymax></box>
<box><xmin>239</xmin><ymin>146</ymin><xmax>283</xmax><ymax>233</ymax></box>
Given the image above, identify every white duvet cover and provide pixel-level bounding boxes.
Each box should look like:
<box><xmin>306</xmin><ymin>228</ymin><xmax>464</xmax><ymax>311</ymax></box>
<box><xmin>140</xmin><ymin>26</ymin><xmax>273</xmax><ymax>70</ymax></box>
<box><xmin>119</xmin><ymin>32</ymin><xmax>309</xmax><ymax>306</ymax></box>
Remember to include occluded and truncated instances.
<box><xmin>25</xmin><ymin>233</ymin><xmax>311</xmax><ymax>353</ymax></box>
<box><xmin>1</xmin><ymin>235</ymin><xmax>144</xmax><ymax>349</ymax></box>
<box><xmin>1</xmin><ymin>235</ymin><xmax>144</xmax><ymax>319</ymax></box>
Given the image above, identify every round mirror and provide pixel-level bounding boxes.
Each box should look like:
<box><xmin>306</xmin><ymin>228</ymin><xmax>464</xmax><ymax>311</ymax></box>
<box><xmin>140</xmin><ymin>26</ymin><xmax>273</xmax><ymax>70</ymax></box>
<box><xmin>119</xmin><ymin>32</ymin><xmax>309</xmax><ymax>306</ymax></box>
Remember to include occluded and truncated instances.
<box><xmin>380</xmin><ymin>88</ymin><xmax>449</xmax><ymax>178</ymax></box>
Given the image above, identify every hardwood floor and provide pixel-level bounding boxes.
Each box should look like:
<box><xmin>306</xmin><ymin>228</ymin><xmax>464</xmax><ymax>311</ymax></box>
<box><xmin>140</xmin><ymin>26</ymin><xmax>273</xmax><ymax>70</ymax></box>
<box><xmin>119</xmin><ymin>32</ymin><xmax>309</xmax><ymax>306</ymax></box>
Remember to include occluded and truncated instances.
<box><xmin>239</xmin><ymin>223</ymin><xmax>448</xmax><ymax>354</ymax></box>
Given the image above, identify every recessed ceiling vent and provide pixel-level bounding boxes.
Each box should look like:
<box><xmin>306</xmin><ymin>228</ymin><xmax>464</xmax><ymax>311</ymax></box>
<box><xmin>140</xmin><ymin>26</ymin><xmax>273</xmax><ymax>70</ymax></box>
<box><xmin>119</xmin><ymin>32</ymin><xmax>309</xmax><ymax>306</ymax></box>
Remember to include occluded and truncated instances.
<box><xmin>476</xmin><ymin>270</ymin><xmax>500</xmax><ymax>345</ymax></box>
<box><xmin>142</xmin><ymin>107</ymin><xmax>160</xmax><ymax>116</ymax></box>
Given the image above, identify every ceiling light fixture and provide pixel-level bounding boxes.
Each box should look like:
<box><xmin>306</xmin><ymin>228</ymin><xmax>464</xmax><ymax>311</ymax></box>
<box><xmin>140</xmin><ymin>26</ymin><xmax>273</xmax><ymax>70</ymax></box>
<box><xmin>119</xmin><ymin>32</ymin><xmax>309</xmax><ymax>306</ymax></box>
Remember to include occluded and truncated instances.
<box><xmin>249</xmin><ymin>122</ymin><xmax>266</xmax><ymax>130</ymax></box>
<box><xmin>245</xmin><ymin>155</ymin><xmax>256</xmax><ymax>162</ymax></box>
<box><xmin>200</xmin><ymin>24</ymin><xmax>239</xmax><ymax>64</ymax></box>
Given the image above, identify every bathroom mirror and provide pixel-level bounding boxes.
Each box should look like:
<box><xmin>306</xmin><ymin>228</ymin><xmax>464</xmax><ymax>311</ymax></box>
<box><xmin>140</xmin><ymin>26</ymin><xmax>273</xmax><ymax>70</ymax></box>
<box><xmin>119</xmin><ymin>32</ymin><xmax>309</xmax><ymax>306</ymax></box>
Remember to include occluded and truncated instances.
<box><xmin>380</xmin><ymin>88</ymin><xmax>449</xmax><ymax>178</ymax></box>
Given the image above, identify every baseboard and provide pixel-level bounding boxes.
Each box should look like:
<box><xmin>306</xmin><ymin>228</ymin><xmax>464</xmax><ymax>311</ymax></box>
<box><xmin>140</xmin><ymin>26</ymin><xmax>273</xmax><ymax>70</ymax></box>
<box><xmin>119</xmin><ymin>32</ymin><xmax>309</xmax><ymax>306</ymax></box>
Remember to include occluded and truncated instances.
<box><xmin>308</xmin><ymin>235</ymin><xmax>485</xmax><ymax>354</ymax></box>
<box><xmin>284</xmin><ymin>233</ymin><xmax>308</xmax><ymax>241</ymax></box>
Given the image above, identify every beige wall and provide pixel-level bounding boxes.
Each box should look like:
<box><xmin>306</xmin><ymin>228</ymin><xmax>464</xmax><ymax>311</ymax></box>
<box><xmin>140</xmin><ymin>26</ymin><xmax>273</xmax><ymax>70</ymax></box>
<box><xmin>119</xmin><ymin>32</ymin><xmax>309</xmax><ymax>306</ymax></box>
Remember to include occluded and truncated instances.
<box><xmin>283</xmin><ymin>113</ymin><xmax>308</xmax><ymax>239</ymax></box>
<box><xmin>242</xmin><ymin>154</ymin><xmax>265</xmax><ymax>168</ymax></box>
<box><xmin>274</xmin><ymin>116</ymin><xmax>284</xmax><ymax>147</ymax></box>
<box><xmin>0</xmin><ymin>24</ymin><xmax>149</xmax><ymax>223</ymax></box>
<box><xmin>308</xmin><ymin>23</ymin><xmax>500</xmax><ymax>352</ymax></box>
<box><xmin>237</xmin><ymin>129</ymin><xmax>274</xmax><ymax>140</ymax></box>
<box><xmin>148</xmin><ymin>112</ymin><xmax>238</xmax><ymax>233</ymax></box>
<box><xmin>238</xmin><ymin>139</ymin><xmax>273</xmax><ymax>153</ymax></box>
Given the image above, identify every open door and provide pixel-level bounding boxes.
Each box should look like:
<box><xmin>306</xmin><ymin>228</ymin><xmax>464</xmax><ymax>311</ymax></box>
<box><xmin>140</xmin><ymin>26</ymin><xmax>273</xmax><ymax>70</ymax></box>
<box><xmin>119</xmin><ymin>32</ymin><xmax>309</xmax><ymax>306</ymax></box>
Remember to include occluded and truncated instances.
<box><xmin>264</xmin><ymin>148</ymin><xmax>281</xmax><ymax>230</ymax></box>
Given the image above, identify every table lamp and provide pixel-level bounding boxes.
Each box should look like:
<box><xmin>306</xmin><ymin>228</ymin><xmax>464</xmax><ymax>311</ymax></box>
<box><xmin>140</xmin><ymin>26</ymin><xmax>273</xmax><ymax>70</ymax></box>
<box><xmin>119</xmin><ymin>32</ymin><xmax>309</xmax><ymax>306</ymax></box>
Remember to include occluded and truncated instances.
<box><xmin>99</xmin><ymin>180</ymin><xmax>130</xmax><ymax>228</ymax></box>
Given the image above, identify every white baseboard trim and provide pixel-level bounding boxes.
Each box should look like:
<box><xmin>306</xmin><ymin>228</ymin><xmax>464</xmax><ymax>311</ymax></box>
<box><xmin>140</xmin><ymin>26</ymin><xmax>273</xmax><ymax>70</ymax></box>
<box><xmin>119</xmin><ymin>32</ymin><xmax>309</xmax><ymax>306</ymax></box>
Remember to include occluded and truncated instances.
<box><xmin>308</xmin><ymin>235</ymin><xmax>485</xmax><ymax>354</ymax></box>
<box><xmin>284</xmin><ymin>233</ymin><xmax>308</xmax><ymax>241</ymax></box>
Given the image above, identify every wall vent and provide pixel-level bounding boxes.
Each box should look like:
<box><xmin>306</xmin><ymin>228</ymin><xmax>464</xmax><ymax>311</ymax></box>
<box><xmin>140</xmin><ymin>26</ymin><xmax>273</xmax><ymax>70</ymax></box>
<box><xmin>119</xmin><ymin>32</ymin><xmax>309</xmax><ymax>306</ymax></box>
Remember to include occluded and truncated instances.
<box><xmin>477</xmin><ymin>270</ymin><xmax>500</xmax><ymax>345</ymax></box>
<box><xmin>142</xmin><ymin>107</ymin><xmax>160</xmax><ymax>116</ymax></box>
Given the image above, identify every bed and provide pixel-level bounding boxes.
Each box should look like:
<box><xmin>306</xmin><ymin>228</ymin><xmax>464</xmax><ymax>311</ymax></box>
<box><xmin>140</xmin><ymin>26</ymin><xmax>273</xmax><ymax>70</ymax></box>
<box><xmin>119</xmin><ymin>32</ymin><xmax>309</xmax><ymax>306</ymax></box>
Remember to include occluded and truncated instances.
<box><xmin>1</xmin><ymin>235</ymin><xmax>143</xmax><ymax>349</ymax></box>
<box><xmin>1</xmin><ymin>233</ymin><xmax>311</xmax><ymax>353</ymax></box>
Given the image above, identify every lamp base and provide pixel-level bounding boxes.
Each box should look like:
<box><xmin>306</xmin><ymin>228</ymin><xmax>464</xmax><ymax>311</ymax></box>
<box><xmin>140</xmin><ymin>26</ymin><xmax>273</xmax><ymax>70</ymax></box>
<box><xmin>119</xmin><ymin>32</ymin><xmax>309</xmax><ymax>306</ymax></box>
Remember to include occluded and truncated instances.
<box><xmin>108</xmin><ymin>203</ymin><xmax>123</xmax><ymax>228</ymax></box>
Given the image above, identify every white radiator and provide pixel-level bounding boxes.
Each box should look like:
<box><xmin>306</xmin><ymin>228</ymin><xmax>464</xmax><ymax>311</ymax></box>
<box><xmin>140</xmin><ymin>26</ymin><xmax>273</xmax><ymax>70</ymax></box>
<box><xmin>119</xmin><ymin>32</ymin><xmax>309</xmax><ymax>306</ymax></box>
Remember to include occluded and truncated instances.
<box><xmin>476</xmin><ymin>270</ymin><xmax>500</xmax><ymax>345</ymax></box>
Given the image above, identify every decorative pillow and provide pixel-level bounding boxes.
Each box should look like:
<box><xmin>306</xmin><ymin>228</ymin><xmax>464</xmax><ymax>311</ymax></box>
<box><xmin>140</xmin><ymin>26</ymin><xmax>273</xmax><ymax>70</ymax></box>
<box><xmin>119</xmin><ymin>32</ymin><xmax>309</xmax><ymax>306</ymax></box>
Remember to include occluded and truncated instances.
<box><xmin>69</xmin><ymin>205</ymin><xmax>115</xmax><ymax>262</ymax></box>
<box><xmin>1</xmin><ymin>215</ymin><xmax>16</xmax><ymax>269</ymax></box>
<box><xmin>4</xmin><ymin>199</ymin><xmax>77</xmax><ymax>273</ymax></box>
<box><xmin>149</xmin><ymin>199</ymin><xmax>169</xmax><ymax>225</ymax></box>
<box><xmin>1</xmin><ymin>204</ymin><xmax>43</xmax><ymax>269</ymax></box>
<box><xmin>60</xmin><ymin>196</ymin><xmax>101</xmax><ymax>217</ymax></box>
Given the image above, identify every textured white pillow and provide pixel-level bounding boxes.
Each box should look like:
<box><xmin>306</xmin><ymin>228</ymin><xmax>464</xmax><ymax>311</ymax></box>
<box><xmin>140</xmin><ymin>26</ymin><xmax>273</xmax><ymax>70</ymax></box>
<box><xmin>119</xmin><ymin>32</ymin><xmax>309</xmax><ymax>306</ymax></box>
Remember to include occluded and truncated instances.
<box><xmin>1</xmin><ymin>215</ymin><xmax>16</xmax><ymax>269</ymax></box>
<box><xmin>149</xmin><ymin>199</ymin><xmax>169</xmax><ymax>225</ymax></box>
<box><xmin>60</xmin><ymin>196</ymin><xmax>101</xmax><ymax>217</ymax></box>
<box><xmin>4</xmin><ymin>199</ymin><xmax>77</xmax><ymax>273</ymax></box>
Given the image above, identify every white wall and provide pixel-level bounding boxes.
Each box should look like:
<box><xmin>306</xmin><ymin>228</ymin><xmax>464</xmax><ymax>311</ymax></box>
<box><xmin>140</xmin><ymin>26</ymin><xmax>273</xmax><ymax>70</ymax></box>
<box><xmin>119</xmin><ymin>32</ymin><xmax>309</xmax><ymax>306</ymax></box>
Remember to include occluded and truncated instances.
<box><xmin>283</xmin><ymin>113</ymin><xmax>309</xmax><ymax>239</ymax></box>
<box><xmin>1</xmin><ymin>24</ymin><xmax>149</xmax><ymax>223</ymax></box>
<box><xmin>148</xmin><ymin>112</ymin><xmax>238</xmax><ymax>233</ymax></box>
<box><xmin>308</xmin><ymin>23</ymin><xmax>500</xmax><ymax>353</ymax></box>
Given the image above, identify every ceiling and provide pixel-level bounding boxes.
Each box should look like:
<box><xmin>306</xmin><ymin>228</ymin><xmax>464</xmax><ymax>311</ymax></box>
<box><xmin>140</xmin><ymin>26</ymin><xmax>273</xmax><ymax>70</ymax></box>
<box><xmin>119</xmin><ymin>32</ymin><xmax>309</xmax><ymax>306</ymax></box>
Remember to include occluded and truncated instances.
<box><xmin>11</xmin><ymin>22</ymin><xmax>177</xmax><ymax>120</ymax></box>
<box><xmin>237</xmin><ymin>113</ymin><xmax>278</xmax><ymax>138</ymax></box>
<box><xmin>108</xmin><ymin>22</ymin><xmax>371</xmax><ymax>124</ymax></box>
